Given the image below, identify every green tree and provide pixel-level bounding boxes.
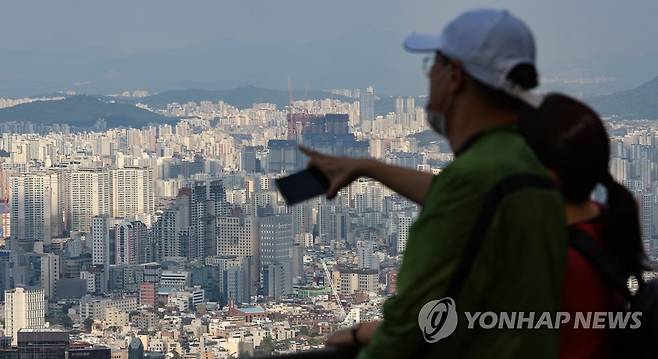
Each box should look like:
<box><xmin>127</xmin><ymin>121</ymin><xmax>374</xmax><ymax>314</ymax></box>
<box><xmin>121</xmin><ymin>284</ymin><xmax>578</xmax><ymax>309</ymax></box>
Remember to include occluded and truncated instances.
<box><xmin>308</xmin><ymin>337</ymin><xmax>324</xmax><ymax>346</ymax></box>
<box><xmin>276</xmin><ymin>341</ymin><xmax>291</xmax><ymax>351</ymax></box>
<box><xmin>257</xmin><ymin>334</ymin><xmax>275</xmax><ymax>355</ymax></box>
<box><xmin>298</xmin><ymin>326</ymin><xmax>311</xmax><ymax>336</ymax></box>
<box><xmin>61</xmin><ymin>314</ymin><xmax>73</xmax><ymax>330</ymax></box>
<box><xmin>46</xmin><ymin>313</ymin><xmax>59</xmax><ymax>325</ymax></box>
<box><xmin>83</xmin><ymin>318</ymin><xmax>94</xmax><ymax>332</ymax></box>
<box><xmin>55</xmin><ymin>304</ymin><xmax>74</xmax><ymax>330</ymax></box>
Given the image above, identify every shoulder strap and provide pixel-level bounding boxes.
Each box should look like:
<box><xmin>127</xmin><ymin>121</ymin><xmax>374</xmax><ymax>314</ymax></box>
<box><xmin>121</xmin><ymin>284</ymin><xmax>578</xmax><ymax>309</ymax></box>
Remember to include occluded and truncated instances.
<box><xmin>413</xmin><ymin>173</ymin><xmax>555</xmax><ymax>358</ymax></box>
<box><xmin>445</xmin><ymin>173</ymin><xmax>555</xmax><ymax>299</ymax></box>
<box><xmin>568</xmin><ymin>227</ymin><xmax>631</xmax><ymax>298</ymax></box>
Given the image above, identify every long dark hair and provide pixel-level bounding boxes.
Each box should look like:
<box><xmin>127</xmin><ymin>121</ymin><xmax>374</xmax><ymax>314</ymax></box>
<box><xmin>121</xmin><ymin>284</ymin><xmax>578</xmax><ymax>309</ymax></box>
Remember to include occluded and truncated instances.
<box><xmin>519</xmin><ymin>93</ymin><xmax>649</xmax><ymax>278</ymax></box>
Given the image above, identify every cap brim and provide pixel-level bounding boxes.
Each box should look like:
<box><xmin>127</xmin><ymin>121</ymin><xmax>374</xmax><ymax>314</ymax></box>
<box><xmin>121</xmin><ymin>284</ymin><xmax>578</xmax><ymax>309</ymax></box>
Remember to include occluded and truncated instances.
<box><xmin>404</xmin><ymin>33</ymin><xmax>443</xmax><ymax>53</ymax></box>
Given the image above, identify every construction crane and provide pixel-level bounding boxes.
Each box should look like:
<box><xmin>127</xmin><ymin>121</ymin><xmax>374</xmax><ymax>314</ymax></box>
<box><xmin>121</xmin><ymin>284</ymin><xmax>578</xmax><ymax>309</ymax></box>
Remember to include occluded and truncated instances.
<box><xmin>288</xmin><ymin>77</ymin><xmax>295</xmax><ymax>113</ymax></box>
<box><xmin>321</xmin><ymin>259</ymin><xmax>346</xmax><ymax>321</ymax></box>
<box><xmin>287</xmin><ymin>78</ymin><xmax>309</xmax><ymax>115</ymax></box>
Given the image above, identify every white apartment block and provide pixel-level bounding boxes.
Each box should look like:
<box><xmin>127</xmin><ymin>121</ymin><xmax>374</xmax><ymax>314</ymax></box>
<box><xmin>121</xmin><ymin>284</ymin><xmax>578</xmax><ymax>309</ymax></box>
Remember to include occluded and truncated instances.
<box><xmin>4</xmin><ymin>287</ymin><xmax>46</xmax><ymax>345</ymax></box>
<box><xmin>111</xmin><ymin>167</ymin><xmax>154</xmax><ymax>218</ymax></box>
<box><xmin>9</xmin><ymin>173</ymin><xmax>62</xmax><ymax>249</ymax></box>
<box><xmin>70</xmin><ymin>169</ymin><xmax>111</xmax><ymax>233</ymax></box>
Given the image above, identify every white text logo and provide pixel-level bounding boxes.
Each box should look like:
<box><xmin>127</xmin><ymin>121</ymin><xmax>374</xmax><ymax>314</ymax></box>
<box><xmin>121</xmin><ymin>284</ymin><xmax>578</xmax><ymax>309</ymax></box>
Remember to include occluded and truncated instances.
<box><xmin>418</xmin><ymin>297</ymin><xmax>642</xmax><ymax>343</ymax></box>
<box><xmin>418</xmin><ymin>297</ymin><xmax>458</xmax><ymax>343</ymax></box>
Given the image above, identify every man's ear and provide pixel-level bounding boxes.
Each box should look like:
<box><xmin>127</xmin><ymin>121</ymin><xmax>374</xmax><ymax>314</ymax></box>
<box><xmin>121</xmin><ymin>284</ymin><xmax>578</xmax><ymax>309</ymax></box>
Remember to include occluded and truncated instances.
<box><xmin>448</xmin><ymin>60</ymin><xmax>466</xmax><ymax>94</ymax></box>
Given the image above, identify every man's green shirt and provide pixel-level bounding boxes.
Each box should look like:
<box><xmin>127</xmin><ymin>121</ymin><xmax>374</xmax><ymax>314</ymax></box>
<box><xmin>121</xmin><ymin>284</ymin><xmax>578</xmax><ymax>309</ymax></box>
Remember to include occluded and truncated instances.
<box><xmin>359</xmin><ymin>125</ymin><xmax>567</xmax><ymax>359</ymax></box>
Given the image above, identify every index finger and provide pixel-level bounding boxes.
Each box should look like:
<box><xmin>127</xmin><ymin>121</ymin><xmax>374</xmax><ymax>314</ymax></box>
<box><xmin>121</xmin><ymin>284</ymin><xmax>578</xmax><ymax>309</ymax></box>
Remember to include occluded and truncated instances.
<box><xmin>299</xmin><ymin>145</ymin><xmax>322</xmax><ymax>158</ymax></box>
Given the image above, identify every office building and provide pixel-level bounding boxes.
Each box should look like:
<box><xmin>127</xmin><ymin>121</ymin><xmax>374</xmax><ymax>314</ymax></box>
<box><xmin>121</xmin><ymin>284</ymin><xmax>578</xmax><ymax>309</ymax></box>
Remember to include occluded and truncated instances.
<box><xmin>259</xmin><ymin>215</ymin><xmax>294</xmax><ymax>298</ymax></box>
<box><xmin>0</xmin><ymin>250</ymin><xmax>10</xmax><ymax>294</ymax></box>
<box><xmin>396</xmin><ymin>214</ymin><xmax>413</xmax><ymax>254</ymax></box>
<box><xmin>139</xmin><ymin>282</ymin><xmax>157</xmax><ymax>307</ymax></box>
<box><xmin>359</xmin><ymin>86</ymin><xmax>375</xmax><ymax>125</ymax></box>
<box><xmin>217</xmin><ymin>215</ymin><xmax>259</xmax><ymax>260</ymax></box>
<box><xmin>357</xmin><ymin>241</ymin><xmax>378</xmax><ymax>271</ymax></box>
<box><xmin>115</xmin><ymin>220</ymin><xmax>147</xmax><ymax>265</ymax></box>
<box><xmin>394</xmin><ymin>97</ymin><xmax>404</xmax><ymax>115</ymax></box>
<box><xmin>262</xmin><ymin>263</ymin><xmax>291</xmax><ymax>299</ymax></box>
<box><xmin>91</xmin><ymin>215</ymin><xmax>110</xmax><ymax>293</ymax></box>
<box><xmin>267</xmin><ymin>140</ymin><xmax>298</xmax><ymax>173</ymax></box>
<box><xmin>4</xmin><ymin>287</ymin><xmax>46</xmax><ymax>345</ymax></box>
<box><xmin>160</xmin><ymin>270</ymin><xmax>190</xmax><ymax>289</ymax></box>
<box><xmin>240</xmin><ymin>146</ymin><xmax>260</xmax><ymax>173</ymax></box>
<box><xmin>405</xmin><ymin>97</ymin><xmax>415</xmax><ymax>113</ymax></box>
<box><xmin>70</xmin><ymin>346</ymin><xmax>111</xmax><ymax>359</ymax></box>
<box><xmin>17</xmin><ymin>328</ymin><xmax>69</xmax><ymax>359</ymax></box>
<box><xmin>128</xmin><ymin>336</ymin><xmax>145</xmax><ymax>359</ymax></box>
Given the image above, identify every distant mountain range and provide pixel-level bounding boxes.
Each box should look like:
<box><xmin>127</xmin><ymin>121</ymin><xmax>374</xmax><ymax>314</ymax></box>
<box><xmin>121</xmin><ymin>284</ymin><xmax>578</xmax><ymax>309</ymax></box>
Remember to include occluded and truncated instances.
<box><xmin>3</xmin><ymin>76</ymin><xmax>656</xmax><ymax>132</ymax></box>
<box><xmin>586</xmin><ymin>76</ymin><xmax>658</xmax><ymax>119</ymax></box>
<box><xmin>0</xmin><ymin>87</ymin><xmax>356</xmax><ymax>129</ymax></box>
<box><xmin>135</xmin><ymin>81</ymin><xmax>654</xmax><ymax>120</ymax></box>
<box><xmin>0</xmin><ymin>95</ymin><xmax>175</xmax><ymax>129</ymax></box>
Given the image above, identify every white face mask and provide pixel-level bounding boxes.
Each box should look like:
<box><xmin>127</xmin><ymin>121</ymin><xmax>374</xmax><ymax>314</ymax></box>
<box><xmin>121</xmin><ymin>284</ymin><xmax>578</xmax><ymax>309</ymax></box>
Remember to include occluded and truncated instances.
<box><xmin>427</xmin><ymin>110</ymin><xmax>448</xmax><ymax>136</ymax></box>
<box><xmin>426</xmin><ymin>65</ymin><xmax>453</xmax><ymax>137</ymax></box>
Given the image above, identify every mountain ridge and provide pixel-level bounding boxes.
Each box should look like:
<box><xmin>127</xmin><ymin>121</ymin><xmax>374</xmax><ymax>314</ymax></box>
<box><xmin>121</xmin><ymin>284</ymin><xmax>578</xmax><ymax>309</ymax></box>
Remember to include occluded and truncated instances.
<box><xmin>0</xmin><ymin>95</ymin><xmax>176</xmax><ymax>129</ymax></box>
<box><xmin>586</xmin><ymin>76</ymin><xmax>658</xmax><ymax>119</ymax></box>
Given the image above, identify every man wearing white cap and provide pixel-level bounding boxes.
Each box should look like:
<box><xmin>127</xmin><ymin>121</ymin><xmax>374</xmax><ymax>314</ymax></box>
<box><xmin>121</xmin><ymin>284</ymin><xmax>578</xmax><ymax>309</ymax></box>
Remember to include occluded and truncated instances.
<box><xmin>304</xmin><ymin>8</ymin><xmax>566</xmax><ymax>358</ymax></box>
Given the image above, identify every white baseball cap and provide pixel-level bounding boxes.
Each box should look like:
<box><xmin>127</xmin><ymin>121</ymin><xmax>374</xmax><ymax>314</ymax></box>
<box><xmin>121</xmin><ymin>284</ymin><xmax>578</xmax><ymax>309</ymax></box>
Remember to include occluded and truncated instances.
<box><xmin>404</xmin><ymin>8</ymin><xmax>542</xmax><ymax>108</ymax></box>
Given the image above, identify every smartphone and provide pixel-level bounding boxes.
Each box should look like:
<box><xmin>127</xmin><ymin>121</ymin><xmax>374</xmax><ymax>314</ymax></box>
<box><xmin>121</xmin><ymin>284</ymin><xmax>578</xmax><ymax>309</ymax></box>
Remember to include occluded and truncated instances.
<box><xmin>275</xmin><ymin>167</ymin><xmax>330</xmax><ymax>205</ymax></box>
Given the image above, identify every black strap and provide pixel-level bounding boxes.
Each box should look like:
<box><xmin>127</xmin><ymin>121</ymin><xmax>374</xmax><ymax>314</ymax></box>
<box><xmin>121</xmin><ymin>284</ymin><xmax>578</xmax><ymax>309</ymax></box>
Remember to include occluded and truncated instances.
<box><xmin>414</xmin><ymin>173</ymin><xmax>555</xmax><ymax>357</ymax></box>
<box><xmin>445</xmin><ymin>174</ymin><xmax>555</xmax><ymax>299</ymax></box>
<box><xmin>568</xmin><ymin>227</ymin><xmax>631</xmax><ymax>298</ymax></box>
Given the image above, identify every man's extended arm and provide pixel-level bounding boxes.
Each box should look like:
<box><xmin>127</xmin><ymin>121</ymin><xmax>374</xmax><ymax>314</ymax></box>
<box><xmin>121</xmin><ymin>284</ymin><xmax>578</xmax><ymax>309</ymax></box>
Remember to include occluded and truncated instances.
<box><xmin>300</xmin><ymin>146</ymin><xmax>435</xmax><ymax>206</ymax></box>
<box><xmin>360</xmin><ymin>159</ymin><xmax>435</xmax><ymax>206</ymax></box>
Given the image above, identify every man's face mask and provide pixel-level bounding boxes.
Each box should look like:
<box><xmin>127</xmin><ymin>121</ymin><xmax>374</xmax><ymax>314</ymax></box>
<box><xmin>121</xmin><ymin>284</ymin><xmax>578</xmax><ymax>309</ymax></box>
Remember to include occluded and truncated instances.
<box><xmin>427</xmin><ymin>110</ymin><xmax>448</xmax><ymax>136</ymax></box>
<box><xmin>426</xmin><ymin>64</ymin><xmax>453</xmax><ymax>137</ymax></box>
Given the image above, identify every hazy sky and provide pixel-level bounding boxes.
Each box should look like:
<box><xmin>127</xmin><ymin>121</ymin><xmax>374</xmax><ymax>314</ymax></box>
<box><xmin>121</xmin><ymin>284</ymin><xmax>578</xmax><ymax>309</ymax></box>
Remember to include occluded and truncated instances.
<box><xmin>1</xmin><ymin>0</ymin><xmax>657</xmax><ymax>97</ymax></box>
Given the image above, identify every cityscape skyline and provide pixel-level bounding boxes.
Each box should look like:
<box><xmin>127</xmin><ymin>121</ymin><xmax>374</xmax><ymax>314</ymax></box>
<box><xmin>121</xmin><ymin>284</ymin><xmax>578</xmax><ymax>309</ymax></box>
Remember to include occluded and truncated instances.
<box><xmin>0</xmin><ymin>82</ymin><xmax>656</xmax><ymax>357</ymax></box>
<box><xmin>0</xmin><ymin>87</ymin><xmax>437</xmax><ymax>357</ymax></box>
<box><xmin>2</xmin><ymin>2</ymin><xmax>658</xmax><ymax>357</ymax></box>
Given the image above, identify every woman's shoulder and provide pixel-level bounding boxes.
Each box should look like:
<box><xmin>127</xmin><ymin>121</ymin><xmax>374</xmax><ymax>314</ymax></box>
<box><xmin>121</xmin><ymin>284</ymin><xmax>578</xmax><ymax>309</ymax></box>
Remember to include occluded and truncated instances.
<box><xmin>569</xmin><ymin>202</ymin><xmax>606</xmax><ymax>241</ymax></box>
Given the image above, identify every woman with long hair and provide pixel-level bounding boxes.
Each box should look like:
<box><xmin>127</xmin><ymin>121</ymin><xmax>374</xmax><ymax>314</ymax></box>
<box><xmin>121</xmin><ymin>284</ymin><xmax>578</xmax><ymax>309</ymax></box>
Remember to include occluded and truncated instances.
<box><xmin>519</xmin><ymin>94</ymin><xmax>651</xmax><ymax>358</ymax></box>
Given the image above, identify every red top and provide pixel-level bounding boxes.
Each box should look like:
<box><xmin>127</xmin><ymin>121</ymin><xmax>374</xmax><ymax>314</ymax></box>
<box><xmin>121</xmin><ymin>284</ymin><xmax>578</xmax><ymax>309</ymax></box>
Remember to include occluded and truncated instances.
<box><xmin>560</xmin><ymin>214</ymin><xmax>624</xmax><ymax>359</ymax></box>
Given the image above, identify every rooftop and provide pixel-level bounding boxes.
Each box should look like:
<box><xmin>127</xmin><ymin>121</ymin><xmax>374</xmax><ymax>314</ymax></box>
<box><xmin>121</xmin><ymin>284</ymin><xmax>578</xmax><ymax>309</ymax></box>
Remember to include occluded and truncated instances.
<box><xmin>18</xmin><ymin>328</ymin><xmax>68</xmax><ymax>333</ymax></box>
<box><xmin>238</xmin><ymin>306</ymin><xmax>266</xmax><ymax>314</ymax></box>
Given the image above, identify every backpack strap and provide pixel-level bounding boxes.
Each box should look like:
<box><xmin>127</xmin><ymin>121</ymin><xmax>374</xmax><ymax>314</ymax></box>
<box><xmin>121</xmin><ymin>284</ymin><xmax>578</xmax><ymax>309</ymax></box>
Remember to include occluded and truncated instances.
<box><xmin>446</xmin><ymin>174</ymin><xmax>555</xmax><ymax>299</ymax></box>
<box><xmin>568</xmin><ymin>227</ymin><xmax>631</xmax><ymax>298</ymax></box>
<box><xmin>413</xmin><ymin>173</ymin><xmax>555</xmax><ymax>358</ymax></box>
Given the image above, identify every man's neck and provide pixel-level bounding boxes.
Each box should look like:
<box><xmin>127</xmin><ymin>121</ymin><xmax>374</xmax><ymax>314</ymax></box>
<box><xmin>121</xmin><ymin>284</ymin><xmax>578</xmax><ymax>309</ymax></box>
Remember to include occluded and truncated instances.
<box><xmin>448</xmin><ymin>106</ymin><xmax>518</xmax><ymax>153</ymax></box>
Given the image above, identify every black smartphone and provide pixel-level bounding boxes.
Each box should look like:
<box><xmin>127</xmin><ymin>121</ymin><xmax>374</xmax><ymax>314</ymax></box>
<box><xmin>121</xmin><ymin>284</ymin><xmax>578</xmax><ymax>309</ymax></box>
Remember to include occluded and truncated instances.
<box><xmin>275</xmin><ymin>167</ymin><xmax>330</xmax><ymax>205</ymax></box>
